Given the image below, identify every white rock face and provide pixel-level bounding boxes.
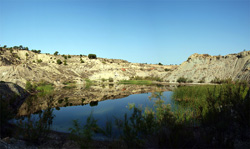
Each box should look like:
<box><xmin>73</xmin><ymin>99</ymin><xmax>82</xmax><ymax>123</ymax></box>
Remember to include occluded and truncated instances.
<box><xmin>165</xmin><ymin>51</ymin><xmax>250</xmax><ymax>83</ymax></box>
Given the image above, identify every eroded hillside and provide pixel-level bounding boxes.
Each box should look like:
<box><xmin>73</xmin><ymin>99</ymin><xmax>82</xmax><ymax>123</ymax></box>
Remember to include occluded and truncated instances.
<box><xmin>0</xmin><ymin>48</ymin><xmax>249</xmax><ymax>87</ymax></box>
<box><xmin>0</xmin><ymin>48</ymin><xmax>175</xmax><ymax>88</ymax></box>
<box><xmin>165</xmin><ymin>51</ymin><xmax>250</xmax><ymax>83</ymax></box>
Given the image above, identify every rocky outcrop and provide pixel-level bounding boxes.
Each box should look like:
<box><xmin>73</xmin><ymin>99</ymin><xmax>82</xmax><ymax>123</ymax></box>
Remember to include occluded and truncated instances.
<box><xmin>0</xmin><ymin>81</ymin><xmax>28</xmax><ymax>101</ymax></box>
<box><xmin>165</xmin><ymin>51</ymin><xmax>250</xmax><ymax>83</ymax></box>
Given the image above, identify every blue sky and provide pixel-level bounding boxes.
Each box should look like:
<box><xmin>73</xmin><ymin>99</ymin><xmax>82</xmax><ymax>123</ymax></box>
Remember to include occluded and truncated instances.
<box><xmin>0</xmin><ymin>0</ymin><xmax>249</xmax><ymax>64</ymax></box>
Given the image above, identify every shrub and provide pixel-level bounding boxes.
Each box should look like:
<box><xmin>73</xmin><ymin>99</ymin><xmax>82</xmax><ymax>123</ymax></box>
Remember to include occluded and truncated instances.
<box><xmin>164</xmin><ymin>68</ymin><xmax>171</xmax><ymax>71</ymax></box>
<box><xmin>158</xmin><ymin>62</ymin><xmax>163</xmax><ymax>65</ymax></box>
<box><xmin>37</xmin><ymin>59</ymin><xmax>42</xmax><ymax>63</ymax></box>
<box><xmin>177</xmin><ymin>77</ymin><xmax>187</xmax><ymax>83</ymax></box>
<box><xmin>25</xmin><ymin>81</ymin><xmax>33</xmax><ymax>91</ymax></box>
<box><xmin>68</xmin><ymin>55</ymin><xmax>71</xmax><ymax>58</ymax></box>
<box><xmin>88</xmin><ymin>54</ymin><xmax>97</xmax><ymax>59</ymax></box>
<box><xmin>109</xmin><ymin>78</ymin><xmax>114</xmax><ymax>82</ymax></box>
<box><xmin>63</xmin><ymin>60</ymin><xmax>67</xmax><ymax>65</ymax></box>
<box><xmin>54</xmin><ymin>51</ymin><xmax>59</xmax><ymax>56</ymax></box>
<box><xmin>25</xmin><ymin>53</ymin><xmax>29</xmax><ymax>57</ymax></box>
<box><xmin>57</xmin><ymin>59</ymin><xmax>62</xmax><ymax>65</ymax></box>
<box><xmin>80</xmin><ymin>58</ymin><xmax>84</xmax><ymax>63</ymax></box>
<box><xmin>198</xmin><ymin>78</ymin><xmax>205</xmax><ymax>83</ymax></box>
<box><xmin>31</xmin><ymin>50</ymin><xmax>41</xmax><ymax>54</ymax></box>
<box><xmin>187</xmin><ymin>79</ymin><xmax>193</xmax><ymax>83</ymax></box>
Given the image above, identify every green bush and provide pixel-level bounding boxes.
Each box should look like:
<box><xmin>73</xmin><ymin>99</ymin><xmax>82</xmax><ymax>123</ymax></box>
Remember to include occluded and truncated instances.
<box><xmin>177</xmin><ymin>77</ymin><xmax>187</xmax><ymax>83</ymax></box>
<box><xmin>80</xmin><ymin>58</ymin><xmax>84</xmax><ymax>63</ymax></box>
<box><xmin>37</xmin><ymin>59</ymin><xmax>42</xmax><ymax>63</ymax></box>
<box><xmin>31</xmin><ymin>50</ymin><xmax>41</xmax><ymax>54</ymax></box>
<box><xmin>68</xmin><ymin>55</ymin><xmax>71</xmax><ymax>58</ymax></box>
<box><xmin>109</xmin><ymin>78</ymin><xmax>114</xmax><ymax>82</ymax></box>
<box><xmin>63</xmin><ymin>60</ymin><xmax>67</xmax><ymax>65</ymax></box>
<box><xmin>88</xmin><ymin>54</ymin><xmax>97</xmax><ymax>59</ymax></box>
<box><xmin>57</xmin><ymin>59</ymin><xmax>62</xmax><ymax>65</ymax></box>
<box><xmin>54</xmin><ymin>51</ymin><xmax>59</xmax><ymax>56</ymax></box>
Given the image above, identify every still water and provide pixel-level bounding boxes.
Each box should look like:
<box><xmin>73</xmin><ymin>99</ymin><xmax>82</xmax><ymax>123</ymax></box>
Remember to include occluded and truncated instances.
<box><xmin>13</xmin><ymin>84</ymin><xmax>177</xmax><ymax>139</ymax></box>
<box><xmin>52</xmin><ymin>91</ymin><xmax>174</xmax><ymax>133</ymax></box>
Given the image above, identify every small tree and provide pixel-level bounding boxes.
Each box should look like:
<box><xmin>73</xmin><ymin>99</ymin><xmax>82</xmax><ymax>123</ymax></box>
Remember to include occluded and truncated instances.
<box><xmin>63</xmin><ymin>60</ymin><xmax>67</xmax><ymax>65</ymax></box>
<box><xmin>68</xmin><ymin>55</ymin><xmax>71</xmax><ymax>58</ymax></box>
<box><xmin>158</xmin><ymin>63</ymin><xmax>163</xmax><ymax>65</ymax></box>
<box><xmin>80</xmin><ymin>58</ymin><xmax>84</xmax><ymax>63</ymax></box>
<box><xmin>54</xmin><ymin>51</ymin><xmax>59</xmax><ymax>56</ymax></box>
<box><xmin>57</xmin><ymin>59</ymin><xmax>62</xmax><ymax>64</ymax></box>
<box><xmin>19</xmin><ymin>45</ymin><xmax>23</xmax><ymax>50</ymax></box>
<box><xmin>88</xmin><ymin>54</ymin><xmax>97</xmax><ymax>59</ymax></box>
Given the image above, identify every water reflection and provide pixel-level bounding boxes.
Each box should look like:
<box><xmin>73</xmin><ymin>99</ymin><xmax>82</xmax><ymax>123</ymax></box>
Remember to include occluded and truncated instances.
<box><xmin>17</xmin><ymin>84</ymin><xmax>176</xmax><ymax>116</ymax></box>
<box><xmin>14</xmin><ymin>84</ymin><xmax>176</xmax><ymax>134</ymax></box>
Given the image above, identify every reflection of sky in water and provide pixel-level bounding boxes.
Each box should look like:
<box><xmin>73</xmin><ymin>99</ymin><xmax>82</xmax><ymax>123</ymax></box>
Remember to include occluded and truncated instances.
<box><xmin>51</xmin><ymin>91</ymin><xmax>174</xmax><ymax>133</ymax></box>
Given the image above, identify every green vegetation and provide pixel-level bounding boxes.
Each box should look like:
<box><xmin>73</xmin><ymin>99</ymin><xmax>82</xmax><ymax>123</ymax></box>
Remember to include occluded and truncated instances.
<box><xmin>131</xmin><ymin>76</ymin><xmax>163</xmax><ymax>82</ymax></box>
<box><xmin>158</xmin><ymin>62</ymin><xmax>163</xmax><ymax>65</ymax></box>
<box><xmin>211</xmin><ymin>77</ymin><xmax>233</xmax><ymax>84</ymax></box>
<box><xmin>69</xmin><ymin>82</ymin><xmax>249</xmax><ymax>148</ymax></box>
<box><xmin>62</xmin><ymin>54</ymin><xmax>68</xmax><ymax>59</ymax></box>
<box><xmin>25</xmin><ymin>80</ymin><xmax>54</xmax><ymax>96</ymax></box>
<box><xmin>36</xmin><ymin>85</ymin><xmax>54</xmax><ymax>96</ymax></box>
<box><xmin>88</xmin><ymin>54</ymin><xmax>97</xmax><ymax>59</ymax></box>
<box><xmin>54</xmin><ymin>51</ymin><xmax>59</xmax><ymax>55</ymax></box>
<box><xmin>198</xmin><ymin>77</ymin><xmax>205</xmax><ymax>83</ymax></box>
<box><xmin>80</xmin><ymin>58</ymin><xmax>84</xmax><ymax>63</ymax></box>
<box><xmin>37</xmin><ymin>59</ymin><xmax>42</xmax><ymax>63</ymax></box>
<box><xmin>164</xmin><ymin>68</ymin><xmax>171</xmax><ymax>71</ymax></box>
<box><xmin>31</xmin><ymin>50</ymin><xmax>41</xmax><ymax>54</ymax></box>
<box><xmin>13</xmin><ymin>53</ymin><xmax>20</xmax><ymax>59</ymax></box>
<box><xmin>177</xmin><ymin>77</ymin><xmax>187</xmax><ymax>83</ymax></box>
<box><xmin>17</xmin><ymin>96</ymin><xmax>55</xmax><ymax>144</ymax></box>
<box><xmin>85</xmin><ymin>79</ymin><xmax>94</xmax><ymax>89</ymax></box>
<box><xmin>69</xmin><ymin>113</ymin><xmax>101</xmax><ymax>148</ymax></box>
<box><xmin>63</xmin><ymin>81</ymin><xmax>76</xmax><ymax>89</ymax></box>
<box><xmin>177</xmin><ymin>77</ymin><xmax>193</xmax><ymax>83</ymax></box>
<box><xmin>119</xmin><ymin>80</ymin><xmax>152</xmax><ymax>85</ymax></box>
<box><xmin>109</xmin><ymin>77</ymin><xmax>114</xmax><ymax>82</ymax></box>
<box><xmin>25</xmin><ymin>81</ymin><xmax>33</xmax><ymax>91</ymax></box>
<box><xmin>68</xmin><ymin>55</ymin><xmax>71</xmax><ymax>58</ymax></box>
<box><xmin>25</xmin><ymin>53</ymin><xmax>29</xmax><ymax>57</ymax></box>
<box><xmin>63</xmin><ymin>60</ymin><xmax>67</xmax><ymax>65</ymax></box>
<box><xmin>57</xmin><ymin>59</ymin><xmax>62</xmax><ymax>64</ymax></box>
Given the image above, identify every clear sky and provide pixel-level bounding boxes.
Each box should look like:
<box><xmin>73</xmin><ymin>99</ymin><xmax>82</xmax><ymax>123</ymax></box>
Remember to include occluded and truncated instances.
<box><xmin>0</xmin><ymin>0</ymin><xmax>250</xmax><ymax>64</ymax></box>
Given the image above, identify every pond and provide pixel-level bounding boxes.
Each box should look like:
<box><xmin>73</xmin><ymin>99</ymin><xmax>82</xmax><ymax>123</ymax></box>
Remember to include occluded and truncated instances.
<box><xmin>11</xmin><ymin>84</ymin><xmax>178</xmax><ymax>139</ymax></box>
